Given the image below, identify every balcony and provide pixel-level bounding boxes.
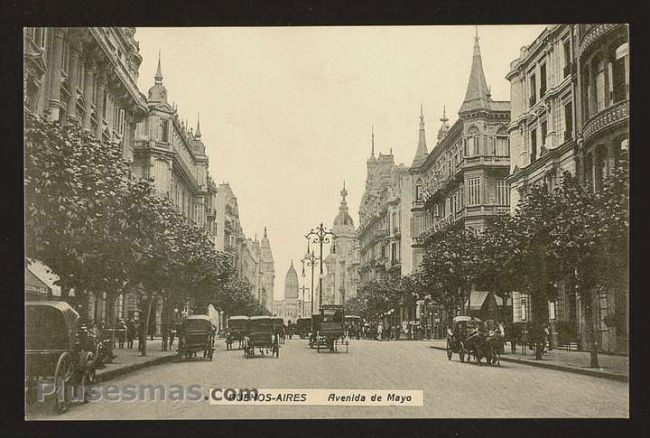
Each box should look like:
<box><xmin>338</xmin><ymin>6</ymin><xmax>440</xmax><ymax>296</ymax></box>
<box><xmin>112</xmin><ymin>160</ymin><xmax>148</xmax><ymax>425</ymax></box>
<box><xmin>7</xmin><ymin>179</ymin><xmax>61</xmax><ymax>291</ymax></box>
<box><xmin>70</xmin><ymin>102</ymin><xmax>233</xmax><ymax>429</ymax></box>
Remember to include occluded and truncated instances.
<box><xmin>582</xmin><ymin>100</ymin><xmax>629</xmax><ymax>144</ymax></box>
<box><xmin>579</xmin><ymin>24</ymin><xmax>624</xmax><ymax>58</ymax></box>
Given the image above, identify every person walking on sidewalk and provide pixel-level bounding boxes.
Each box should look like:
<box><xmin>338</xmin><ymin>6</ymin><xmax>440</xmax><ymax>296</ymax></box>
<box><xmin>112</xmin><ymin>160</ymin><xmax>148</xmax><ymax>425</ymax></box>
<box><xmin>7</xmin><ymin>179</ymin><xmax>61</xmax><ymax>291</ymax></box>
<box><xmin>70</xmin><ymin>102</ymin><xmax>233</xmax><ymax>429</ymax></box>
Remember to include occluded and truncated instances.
<box><xmin>377</xmin><ymin>322</ymin><xmax>383</xmax><ymax>341</ymax></box>
<box><xmin>126</xmin><ymin>318</ymin><xmax>136</xmax><ymax>349</ymax></box>
<box><xmin>117</xmin><ymin>318</ymin><xmax>127</xmax><ymax>349</ymax></box>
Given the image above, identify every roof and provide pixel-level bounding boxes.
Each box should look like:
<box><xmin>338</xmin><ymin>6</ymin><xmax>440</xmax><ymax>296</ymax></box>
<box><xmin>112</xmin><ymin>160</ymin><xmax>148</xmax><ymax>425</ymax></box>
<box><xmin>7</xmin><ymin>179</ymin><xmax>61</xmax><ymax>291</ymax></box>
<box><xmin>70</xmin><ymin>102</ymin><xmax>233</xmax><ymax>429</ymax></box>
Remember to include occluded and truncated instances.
<box><xmin>459</xmin><ymin>36</ymin><xmax>491</xmax><ymax>114</ymax></box>
<box><xmin>249</xmin><ymin>315</ymin><xmax>271</xmax><ymax>321</ymax></box>
<box><xmin>465</xmin><ymin>291</ymin><xmax>490</xmax><ymax>311</ymax></box>
<box><xmin>228</xmin><ymin>315</ymin><xmax>249</xmax><ymax>320</ymax></box>
<box><xmin>185</xmin><ymin>315</ymin><xmax>211</xmax><ymax>321</ymax></box>
<box><xmin>411</xmin><ymin>108</ymin><xmax>429</xmax><ymax>167</ymax></box>
<box><xmin>25</xmin><ymin>300</ymin><xmax>80</xmax><ymax>333</ymax></box>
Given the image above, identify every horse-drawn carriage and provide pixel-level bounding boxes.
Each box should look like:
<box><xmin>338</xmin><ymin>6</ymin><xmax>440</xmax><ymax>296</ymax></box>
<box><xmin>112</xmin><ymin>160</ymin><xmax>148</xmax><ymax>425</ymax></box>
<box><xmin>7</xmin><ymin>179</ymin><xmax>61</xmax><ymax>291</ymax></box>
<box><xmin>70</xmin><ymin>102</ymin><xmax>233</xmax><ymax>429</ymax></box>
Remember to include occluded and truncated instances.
<box><xmin>314</xmin><ymin>305</ymin><xmax>349</xmax><ymax>353</ymax></box>
<box><xmin>296</xmin><ymin>317</ymin><xmax>311</xmax><ymax>339</ymax></box>
<box><xmin>25</xmin><ymin>301</ymin><xmax>98</xmax><ymax>414</ymax></box>
<box><xmin>344</xmin><ymin>315</ymin><xmax>362</xmax><ymax>340</ymax></box>
<box><xmin>225</xmin><ymin>315</ymin><xmax>249</xmax><ymax>350</ymax></box>
<box><xmin>446</xmin><ymin>316</ymin><xmax>504</xmax><ymax>366</ymax></box>
<box><xmin>177</xmin><ymin>315</ymin><xmax>216</xmax><ymax>360</ymax></box>
<box><xmin>243</xmin><ymin>316</ymin><xmax>280</xmax><ymax>358</ymax></box>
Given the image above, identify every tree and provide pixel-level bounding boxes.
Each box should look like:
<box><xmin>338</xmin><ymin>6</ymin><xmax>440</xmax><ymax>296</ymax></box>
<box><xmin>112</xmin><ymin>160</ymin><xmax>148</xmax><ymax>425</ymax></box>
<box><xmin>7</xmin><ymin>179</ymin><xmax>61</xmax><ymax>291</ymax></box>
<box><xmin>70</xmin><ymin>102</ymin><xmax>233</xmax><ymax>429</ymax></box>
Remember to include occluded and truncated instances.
<box><xmin>420</xmin><ymin>226</ymin><xmax>481</xmax><ymax>322</ymax></box>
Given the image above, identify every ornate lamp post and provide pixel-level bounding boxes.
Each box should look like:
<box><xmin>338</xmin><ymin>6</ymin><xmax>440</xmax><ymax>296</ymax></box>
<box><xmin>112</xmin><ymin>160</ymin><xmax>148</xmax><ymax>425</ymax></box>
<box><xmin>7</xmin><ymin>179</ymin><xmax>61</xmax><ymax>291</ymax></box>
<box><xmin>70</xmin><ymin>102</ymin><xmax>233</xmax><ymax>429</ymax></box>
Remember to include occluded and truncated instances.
<box><xmin>298</xmin><ymin>285</ymin><xmax>309</xmax><ymax>316</ymax></box>
<box><xmin>302</xmin><ymin>248</ymin><xmax>319</xmax><ymax>329</ymax></box>
<box><xmin>305</xmin><ymin>223</ymin><xmax>336</xmax><ymax>312</ymax></box>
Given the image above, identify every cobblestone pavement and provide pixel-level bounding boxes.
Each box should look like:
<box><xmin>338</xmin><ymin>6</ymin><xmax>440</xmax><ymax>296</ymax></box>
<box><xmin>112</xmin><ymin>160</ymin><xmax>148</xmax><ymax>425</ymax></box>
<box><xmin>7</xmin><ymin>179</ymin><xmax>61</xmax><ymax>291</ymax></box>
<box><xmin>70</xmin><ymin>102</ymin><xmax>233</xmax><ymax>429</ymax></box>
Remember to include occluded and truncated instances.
<box><xmin>28</xmin><ymin>338</ymin><xmax>629</xmax><ymax>420</ymax></box>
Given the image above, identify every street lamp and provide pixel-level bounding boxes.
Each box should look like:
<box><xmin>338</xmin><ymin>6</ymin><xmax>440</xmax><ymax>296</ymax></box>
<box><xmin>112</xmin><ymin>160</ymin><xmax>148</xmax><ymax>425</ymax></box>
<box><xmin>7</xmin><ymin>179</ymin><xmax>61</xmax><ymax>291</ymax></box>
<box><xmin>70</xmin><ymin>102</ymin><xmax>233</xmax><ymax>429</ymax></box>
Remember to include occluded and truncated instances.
<box><xmin>302</xmin><ymin>246</ymin><xmax>319</xmax><ymax>330</ymax></box>
<box><xmin>305</xmin><ymin>223</ymin><xmax>336</xmax><ymax>313</ymax></box>
<box><xmin>298</xmin><ymin>285</ymin><xmax>308</xmax><ymax>316</ymax></box>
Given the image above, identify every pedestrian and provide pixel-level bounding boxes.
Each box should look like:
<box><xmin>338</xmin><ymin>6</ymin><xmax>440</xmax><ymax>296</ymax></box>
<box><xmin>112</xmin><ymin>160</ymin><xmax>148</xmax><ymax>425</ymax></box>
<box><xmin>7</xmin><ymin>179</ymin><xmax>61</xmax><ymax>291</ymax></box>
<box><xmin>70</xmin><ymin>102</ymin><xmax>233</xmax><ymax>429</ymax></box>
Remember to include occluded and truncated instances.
<box><xmin>161</xmin><ymin>320</ymin><xmax>169</xmax><ymax>351</ymax></box>
<box><xmin>117</xmin><ymin>318</ymin><xmax>127</xmax><ymax>349</ymax></box>
<box><xmin>543</xmin><ymin>323</ymin><xmax>550</xmax><ymax>353</ymax></box>
<box><xmin>126</xmin><ymin>318</ymin><xmax>136</xmax><ymax>349</ymax></box>
<box><xmin>169</xmin><ymin>320</ymin><xmax>176</xmax><ymax>349</ymax></box>
<box><xmin>148</xmin><ymin>316</ymin><xmax>156</xmax><ymax>341</ymax></box>
<box><xmin>377</xmin><ymin>322</ymin><xmax>383</xmax><ymax>341</ymax></box>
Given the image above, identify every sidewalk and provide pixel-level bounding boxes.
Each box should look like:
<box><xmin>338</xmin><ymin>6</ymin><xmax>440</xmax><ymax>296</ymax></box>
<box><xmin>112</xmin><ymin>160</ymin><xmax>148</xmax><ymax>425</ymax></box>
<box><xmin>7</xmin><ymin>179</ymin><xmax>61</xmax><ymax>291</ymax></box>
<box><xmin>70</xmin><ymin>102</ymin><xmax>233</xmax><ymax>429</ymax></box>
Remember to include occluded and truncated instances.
<box><xmin>429</xmin><ymin>339</ymin><xmax>628</xmax><ymax>382</ymax></box>
<box><xmin>95</xmin><ymin>337</ymin><xmax>177</xmax><ymax>382</ymax></box>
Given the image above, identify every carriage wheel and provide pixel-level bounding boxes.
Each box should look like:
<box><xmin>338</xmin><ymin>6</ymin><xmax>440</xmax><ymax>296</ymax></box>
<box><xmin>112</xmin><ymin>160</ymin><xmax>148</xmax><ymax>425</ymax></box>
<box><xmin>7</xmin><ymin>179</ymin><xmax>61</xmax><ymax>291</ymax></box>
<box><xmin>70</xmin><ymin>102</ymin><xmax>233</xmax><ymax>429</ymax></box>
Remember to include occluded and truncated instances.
<box><xmin>54</xmin><ymin>352</ymin><xmax>73</xmax><ymax>414</ymax></box>
<box><xmin>446</xmin><ymin>339</ymin><xmax>453</xmax><ymax>361</ymax></box>
<box><xmin>459</xmin><ymin>344</ymin><xmax>465</xmax><ymax>363</ymax></box>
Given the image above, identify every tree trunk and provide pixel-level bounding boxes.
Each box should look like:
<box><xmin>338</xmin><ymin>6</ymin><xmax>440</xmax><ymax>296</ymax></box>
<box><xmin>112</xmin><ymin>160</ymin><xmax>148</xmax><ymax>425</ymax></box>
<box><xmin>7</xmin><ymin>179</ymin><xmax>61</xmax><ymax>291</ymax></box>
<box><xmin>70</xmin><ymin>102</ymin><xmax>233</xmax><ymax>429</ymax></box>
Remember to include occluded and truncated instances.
<box><xmin>141</xmin><ymin>293</ymin><xmax>156</xmax><ymax>357</ymax></box>
<box><xmin>583</xmin><ymin>296</ymin><xmax>600</xmax><ymax>368</ymax></box>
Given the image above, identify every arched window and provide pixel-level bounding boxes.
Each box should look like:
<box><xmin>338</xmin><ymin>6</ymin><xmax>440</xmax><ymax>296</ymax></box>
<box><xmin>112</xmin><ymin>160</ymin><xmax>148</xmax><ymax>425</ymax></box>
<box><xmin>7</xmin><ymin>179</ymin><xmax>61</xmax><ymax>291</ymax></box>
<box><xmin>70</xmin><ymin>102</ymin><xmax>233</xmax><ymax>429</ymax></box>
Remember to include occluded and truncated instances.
<box><xmin>612</xmin><ymin>42</ymin><xmax>629</xmax><ymax>103</ymax></box>
<box><xmin>495</xmin><ymin>126</ymin><xmax>509</xmax><ymax>156</ymax></box>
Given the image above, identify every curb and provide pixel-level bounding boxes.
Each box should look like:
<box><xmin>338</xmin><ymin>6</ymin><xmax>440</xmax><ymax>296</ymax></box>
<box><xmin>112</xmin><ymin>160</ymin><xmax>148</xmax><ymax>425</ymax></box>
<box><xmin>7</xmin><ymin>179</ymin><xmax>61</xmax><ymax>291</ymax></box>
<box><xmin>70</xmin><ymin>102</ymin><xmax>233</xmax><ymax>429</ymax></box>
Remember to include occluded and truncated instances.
<box><xmin>95</xmin><ymin>354</ymin><xmax>177</xmax><ymax>383</ymax></box>
<box><xmin>429</xmin><ymin>345</ymin><xmax>628</xmax><ymax>382</ymax></box>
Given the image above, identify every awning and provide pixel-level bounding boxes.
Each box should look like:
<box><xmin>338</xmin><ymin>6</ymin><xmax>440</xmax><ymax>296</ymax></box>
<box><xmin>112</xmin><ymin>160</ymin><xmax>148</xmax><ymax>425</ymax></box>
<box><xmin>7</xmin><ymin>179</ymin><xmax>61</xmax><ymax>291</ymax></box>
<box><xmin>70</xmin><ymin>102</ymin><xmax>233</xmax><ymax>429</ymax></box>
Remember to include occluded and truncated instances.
<box><xmin>465</xmin><ymin>291</ymin><xmax>489</xmax><ymax>311</ymax></box>
<box><xmin>25</xmin><ymin>258</ymin><xmax>61</xmax><ymax>297</ymax></box>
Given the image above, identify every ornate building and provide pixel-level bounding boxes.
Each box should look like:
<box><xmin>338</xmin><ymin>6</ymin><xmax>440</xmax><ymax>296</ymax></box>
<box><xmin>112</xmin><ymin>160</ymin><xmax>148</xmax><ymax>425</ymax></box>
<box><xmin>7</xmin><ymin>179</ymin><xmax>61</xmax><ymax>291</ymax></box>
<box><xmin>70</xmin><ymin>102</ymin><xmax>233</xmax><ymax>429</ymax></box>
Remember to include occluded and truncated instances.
<box><xmin>24</xmin><ymin>27</ymin><xmax>149</xmax><ymax>163</ymax></box>
<box><xmin>321</xmin><ymin>183</ymin><xmax>360</xmax><ymax>306</ymax></box>
<box><xmin>24</xmin><ymin>27</ymin><xmax>150</xmax><ymax>323</ymax></box>
<box><xmin>506</xmin><ymin>24</ymin><xmax>579</xmax><ymax>346</ymax></box>
<box><xmin>357</xmin><ymin>129</ymin><xmax>409</xmax><ymax>287</ymax></box>
<box><xmin>214</xmin><ymin>183</ymin><xmax>275</xmax><ymax>312</ymax></box>
<box><xmin>273</xmin><ymin>262</ymin><xmax>302</xmax><ymax>323</ymax></box>
<box><xmin>411</xmin><ymin>33</ymin><xmax>511</xmax><ymax>264</ymax></box>
<box><xmin>505</xmin><ymin>24</ymin><xmax>629</xmax><ymax>354</ymax></box>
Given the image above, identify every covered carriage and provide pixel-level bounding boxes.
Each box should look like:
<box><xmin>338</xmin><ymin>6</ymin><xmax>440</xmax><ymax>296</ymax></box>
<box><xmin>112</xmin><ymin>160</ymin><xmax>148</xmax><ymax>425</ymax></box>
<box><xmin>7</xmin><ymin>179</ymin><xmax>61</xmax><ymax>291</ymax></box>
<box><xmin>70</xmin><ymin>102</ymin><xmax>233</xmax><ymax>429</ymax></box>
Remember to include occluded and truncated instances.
<box><xmin>243</xmin><ymin>316</ymin><xmax>279</xmax><ymax>358</ymax></box>
<box><xmin>177</xmin><ymin>315</ymin><xmax>216</xmax><ymax>360</ymax></box>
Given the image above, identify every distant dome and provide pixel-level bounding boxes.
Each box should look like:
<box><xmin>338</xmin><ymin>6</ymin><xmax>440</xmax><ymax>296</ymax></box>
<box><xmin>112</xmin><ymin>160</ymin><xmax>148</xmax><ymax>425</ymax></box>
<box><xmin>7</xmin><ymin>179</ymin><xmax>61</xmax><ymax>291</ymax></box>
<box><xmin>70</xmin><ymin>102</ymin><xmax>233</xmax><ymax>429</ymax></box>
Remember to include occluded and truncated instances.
<box><xmin>284</xmin><ymin>261</ymin><xmax>299</xmax><ymax>299</ymax></box>
<box><xmin>332</xmin><ymin>182</ymin><xmax>355</xmax><ymax>235</ymax></box>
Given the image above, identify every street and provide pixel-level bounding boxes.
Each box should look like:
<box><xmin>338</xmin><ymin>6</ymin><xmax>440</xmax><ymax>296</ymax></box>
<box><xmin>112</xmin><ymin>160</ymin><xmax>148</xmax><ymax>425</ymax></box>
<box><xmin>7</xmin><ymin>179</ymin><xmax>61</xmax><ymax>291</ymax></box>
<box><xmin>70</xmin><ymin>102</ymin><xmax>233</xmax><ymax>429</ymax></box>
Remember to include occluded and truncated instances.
<box><xmin>29</xmin><ymin>337</ymin><xmax>628</xmax><ymax>419</ymax></box>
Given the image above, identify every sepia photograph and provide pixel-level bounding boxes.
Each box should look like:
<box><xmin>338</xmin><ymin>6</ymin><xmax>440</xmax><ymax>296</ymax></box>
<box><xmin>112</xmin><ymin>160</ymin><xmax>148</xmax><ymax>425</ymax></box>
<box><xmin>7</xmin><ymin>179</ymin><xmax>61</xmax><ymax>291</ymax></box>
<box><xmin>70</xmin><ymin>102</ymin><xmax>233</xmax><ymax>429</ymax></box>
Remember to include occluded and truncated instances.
<box><xmin>22</xmin><ymin>24</ymin><xmax>629</xmax><ymax>421</ymax></box>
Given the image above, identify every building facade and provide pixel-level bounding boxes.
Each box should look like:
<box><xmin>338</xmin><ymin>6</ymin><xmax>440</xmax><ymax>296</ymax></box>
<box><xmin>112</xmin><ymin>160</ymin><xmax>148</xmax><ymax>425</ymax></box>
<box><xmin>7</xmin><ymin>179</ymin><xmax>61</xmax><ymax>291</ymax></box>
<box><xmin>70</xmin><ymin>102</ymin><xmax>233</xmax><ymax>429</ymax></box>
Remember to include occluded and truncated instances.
<box><xmin>506</xmin><ymin>24</ymin><xmax>629</xmax><ymax>353</ymax></box>
<box><xmin>411</xmin><ymin>34</ymin><xmax>511</xmax><ymax>254</ymax></box>
<box><xmin>320</xmin><ymin>183</ymin><xmax>360</xmax><ymax>307</ymax></box>
<box><xmin>273</xmin><ymin>262</ymin><xmax>302</xmax><ymax>323</ymax></box>
<box><xmin>357</xmin><ymin>130</ymin><xmax>410</xmax><ymax>287</ymax></box>
<box><xmin>24</xmin><ymin>27</ymin><xmax>149</xmax><ymax>163</ymax></box>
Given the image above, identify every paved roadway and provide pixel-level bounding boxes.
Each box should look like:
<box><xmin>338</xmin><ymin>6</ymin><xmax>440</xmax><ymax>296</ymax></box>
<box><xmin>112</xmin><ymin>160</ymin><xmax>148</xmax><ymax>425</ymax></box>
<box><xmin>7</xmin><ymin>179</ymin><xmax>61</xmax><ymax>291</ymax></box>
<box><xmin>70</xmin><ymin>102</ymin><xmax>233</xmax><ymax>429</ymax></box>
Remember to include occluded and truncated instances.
<box><xmin>28</xmin><ymin>337</ymin><xmax>628</xmax><ymax>419</ymax></box>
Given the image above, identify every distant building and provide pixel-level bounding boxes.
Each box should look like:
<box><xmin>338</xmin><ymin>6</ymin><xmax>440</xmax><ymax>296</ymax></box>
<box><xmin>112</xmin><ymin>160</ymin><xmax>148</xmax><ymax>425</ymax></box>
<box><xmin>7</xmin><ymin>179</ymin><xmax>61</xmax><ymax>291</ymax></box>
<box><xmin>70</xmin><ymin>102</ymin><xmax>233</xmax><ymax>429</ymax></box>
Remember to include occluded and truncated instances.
<box><xmin>357</xmin><ymin>128</ymin><xmax>410</xmax><ymax>288</ymax></box>
<box><xmin>273</xmin><ymin>262</ymin><xmax>302</xmax><ymax>323</ymax></box>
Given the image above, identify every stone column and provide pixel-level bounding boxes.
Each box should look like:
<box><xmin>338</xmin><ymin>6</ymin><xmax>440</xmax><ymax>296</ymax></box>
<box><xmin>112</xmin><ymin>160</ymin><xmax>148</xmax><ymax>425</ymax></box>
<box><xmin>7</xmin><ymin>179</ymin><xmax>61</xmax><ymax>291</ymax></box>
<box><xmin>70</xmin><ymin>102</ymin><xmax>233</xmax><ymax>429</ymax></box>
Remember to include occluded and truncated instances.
<box><xmin>66</xmin><ymin>41</ymin><xmax>82</xmax><ymax>124</ymax></box>
<box><xmin>94</xmin><ymin>70</ymin><xmax>107</xmax><ymax>139</ymax></box>
<box><xmin>48</xmin><ymin>28</ymin><xmax>65</xmax><ymax>121</ymax></box>
<box><xmin>81</xmin><ymin>59</ymin><xmax>96</xmax><ymax>131</ymax></box>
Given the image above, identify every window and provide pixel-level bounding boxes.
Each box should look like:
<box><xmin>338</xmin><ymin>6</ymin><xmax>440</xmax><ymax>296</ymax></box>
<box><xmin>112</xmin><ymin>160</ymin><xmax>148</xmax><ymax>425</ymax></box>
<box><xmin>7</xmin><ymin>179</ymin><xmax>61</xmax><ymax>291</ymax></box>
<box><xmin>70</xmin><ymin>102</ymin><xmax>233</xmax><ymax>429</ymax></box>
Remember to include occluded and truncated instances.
<box><xmin>495</xmin><ymin>127</ymin><xmax>509</xmax><ymax>156</ymax></box>
<box><xmin>529</xmin><ymin>74</ymin><xmax>537</xmax><ymax>106</ymax></box>
<box><xmin>521</xmin><ymin>297</ymin><xmax>528</xmax><ymax>321</ymax></box>
<box><xmin>467</xmin><ymin>178</ymin><xmax>481</xmax><ymax>206</ymax></box>
<box><xmin>496</xmin><ymin>179</ymin><xmax>509</xmax><ymax>205</ymax></box>
<box><xmin>433</xmin><ymin>203</ymin><xmax>440</xmax><ymax>217</ymax></box>
<box><xmin>541</xmin><ymin>120</ymin><xmax>548</xmax><ymax>148</ymax></box>
<box><xmin>563</xmin><ymin>39</ymin><xmax>571</xmax><ymax>77</ymax></box>
<box><xmin>595</xmin><ymin>56</ymin><xmax>606</xmax><ymax>112</ymax></box>
<box><xmin>465</xmin><ymin>128</ymin><xmax>479</xmax><ymax>157</ymax></box>
<box><xmin>530</xmin><ymin>128</ymin><xmax>537</xmax><ymax>163</ymax></box>
<box><xmin>612</xmin><ymin>43</ymin><xmax>629</xmax><ymax>103</ymax></box>
<box><xmin>540</xmin><ymin>63</ymin><xmax>547</xmax><ymax>98</ymax></box>
<box><xmin>77</xmin><ymin>61</ymin><xmax>85</xmax><ymax>90</ymax></box>
<box><xmin>160</xmin><ymin>119</ymin><xmax>169</xmax><ymax>143</ymax></box>
<box><xmin>564</xmin><ymin>101</ymin><xmax>573</xmax><ymax>141</ymax></box>
<box><xmin>101</xmin><ymin>91</ymin><xmax>108</xmax><ymax>119</ymax></box>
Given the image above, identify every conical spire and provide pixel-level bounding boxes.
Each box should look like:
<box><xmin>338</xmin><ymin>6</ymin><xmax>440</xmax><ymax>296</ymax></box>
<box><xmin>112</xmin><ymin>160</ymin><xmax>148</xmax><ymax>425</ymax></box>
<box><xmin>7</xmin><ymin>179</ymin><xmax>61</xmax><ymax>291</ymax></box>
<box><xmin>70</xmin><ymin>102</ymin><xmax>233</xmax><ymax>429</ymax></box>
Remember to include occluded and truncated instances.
<box><xmin>155</xmin><ymin>51</ymin><xmax>163</xmax><ymax>84</ymax></box>
<box><xmin>411</xmin><ymin>105</ymin><xmax>429</xmax><ymax>167</ymax></box>
<box><xmin>371</xmin><ymin>125</ymin><xmax>375</xmax><ymax>157</ymax></box>
<box><xmin>459</xmin><ymin>27</ymin><xmax>491</xmax><ymax>114</ymax></box>
<box><xmin>195</xmin><ymin>113</ymin><xmax>202</xmax><ymax>139</ymax></box>
<box><xmin>340</xmin><ymin>180</ymin><xmax>348</xmax><ymax>205</ymax></box>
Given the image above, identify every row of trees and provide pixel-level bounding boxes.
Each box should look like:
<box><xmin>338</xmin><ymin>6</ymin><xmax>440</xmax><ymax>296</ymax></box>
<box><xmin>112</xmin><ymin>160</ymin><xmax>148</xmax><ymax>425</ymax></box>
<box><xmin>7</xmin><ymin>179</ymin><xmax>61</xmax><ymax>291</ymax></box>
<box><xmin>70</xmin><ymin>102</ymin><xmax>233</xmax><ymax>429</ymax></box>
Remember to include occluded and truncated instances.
<box><xmin>349</xmin><ymin>154</ymin><xmax>628</xmax><ymax>367</ymax></box>
<box><xmin>25</xmin><ymin>114</ymin><xmax>266</xmax><ymax>355</ymax></box>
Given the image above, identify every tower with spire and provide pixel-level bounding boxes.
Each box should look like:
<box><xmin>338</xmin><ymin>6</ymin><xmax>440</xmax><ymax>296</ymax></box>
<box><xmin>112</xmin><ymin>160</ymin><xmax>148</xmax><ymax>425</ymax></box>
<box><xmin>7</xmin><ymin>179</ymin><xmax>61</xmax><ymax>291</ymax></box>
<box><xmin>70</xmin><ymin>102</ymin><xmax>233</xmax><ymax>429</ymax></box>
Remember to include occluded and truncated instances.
<box><xmin>260</xmin><ymin>226</ymin><xmax>275</xmax><ymax>312</ymax></box>
<box><xmin>408</xmin><ymin>27</ymin><xmax>511</xmax><ymax>275</ymax></box>
<box><xmin>411</xmin><ymin>105</ymin><xmax>429</xmax><ymax>168</ymax></box>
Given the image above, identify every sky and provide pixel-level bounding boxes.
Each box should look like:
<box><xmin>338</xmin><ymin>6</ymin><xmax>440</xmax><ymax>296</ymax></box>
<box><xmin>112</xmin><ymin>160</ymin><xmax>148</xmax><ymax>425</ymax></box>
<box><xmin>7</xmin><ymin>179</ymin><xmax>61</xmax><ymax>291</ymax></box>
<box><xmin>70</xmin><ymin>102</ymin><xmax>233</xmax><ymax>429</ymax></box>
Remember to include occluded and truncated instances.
<box><xmin>134</xmin><ymin>25</ymin><xmax>548</xmax><ymax>300</ymax></box>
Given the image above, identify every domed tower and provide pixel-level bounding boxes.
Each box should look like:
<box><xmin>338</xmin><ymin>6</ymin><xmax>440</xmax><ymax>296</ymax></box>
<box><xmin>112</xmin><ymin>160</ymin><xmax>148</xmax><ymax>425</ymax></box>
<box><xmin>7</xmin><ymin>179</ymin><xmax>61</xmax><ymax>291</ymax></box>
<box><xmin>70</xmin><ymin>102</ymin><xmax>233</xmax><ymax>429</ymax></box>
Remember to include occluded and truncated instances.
<box><xmin>147</xmin><ymin>52</ymin><xmax>167</xmax><ymax>103</ymax></box>
<box><xmin>284</xmin><ymin>261</ymin><xmax>299</xmax><ymax>300</ymax></box>
<box><xmin>437</xmin><ymin>106</ymin><xmax>450</xmax><ymax>142</ymax></box>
